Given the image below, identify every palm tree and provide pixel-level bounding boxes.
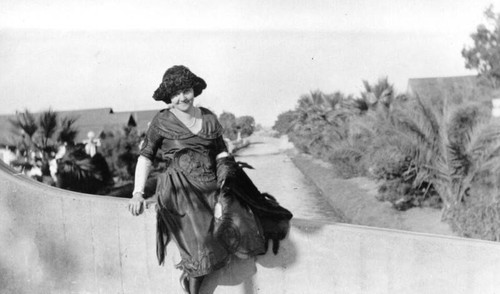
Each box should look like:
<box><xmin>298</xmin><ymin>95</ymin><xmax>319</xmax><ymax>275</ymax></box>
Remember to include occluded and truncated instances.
<box><xmin>290</xmin><ymin>90</ymin><xmax>357</xmax><ymax>157</ymax></box>
<box><xmin>292</xmin><ymin>91</ymin><xmax>331</xmax><ymax>154</ymax></box>
<box><xmin>369</xmin><ymin>93</ymin><xmax>498</xmax><ymax>218</ymax></box>
<box><xmin>58</xmin><ymin>116</ymin><xmax>79</xmax><ymax>145</ymax></box>
<box><xmin>445</xmin><ymin>107</ymin><xmax>500</xmax><ymax>206</ymax></box>
<box><xmin>37</xmin><ymin>110</ymin><xmax>58</xmax><ymax>175</ymax></box>
<box><xmin>9</xmin><ymin>109</ymin><xmax>38</xmax><ymax>171</ymax></box>
<box><xmin>10</xmin><ymin>109</ymin><xmax>38</xmax><ymax>138</ymax></box>
<box><xmin>10</xmin><ymin>109</ymin><xmax>80</xmax><ymax>180</ymax></box>
<box><xmin>360</xmin><ymin>77</ymin><xmax>395</xmax><ymax>110</ymax></box>
<box><xmin>297</xmin><ymin>90</ymin><xmax>327</xmax><ymax>110</ymax></box>
<box><xmin>273</xmin><ymin>110</ymin><xmax>299</xmax><ymax>135</ymax></box>
<box><xmin>364</xmin><ymin>96</ymin><xmax>444</xmax><ymax>209</ymax></box>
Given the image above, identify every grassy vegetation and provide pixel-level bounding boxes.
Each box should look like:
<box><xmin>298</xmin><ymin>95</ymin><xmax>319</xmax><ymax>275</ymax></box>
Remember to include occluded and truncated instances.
<box><xmin>274</xmin><ymin>77</ymin><xmax>500</xmax><ymax>240</ymax></box>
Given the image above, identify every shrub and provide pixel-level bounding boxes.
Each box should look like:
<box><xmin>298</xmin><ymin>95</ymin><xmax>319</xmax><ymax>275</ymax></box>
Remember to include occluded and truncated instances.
<box><xmin>449</xmin><ymin>182</ymin><xmax>500</xmax><ymax>241</ymax></box>
<box><xmin>219</xmin><ymin>112</ymin><xmax>238</xmax><ymax>140</ymax></box>
<box><xmin>278</xmin><ymin>80</ymin><xmax>499</xmax><ymax>222</ymax></box>
<box><xmin>284</xmin><ymin>90</ymin><xmax>354</xmax><ymax>156</ymax></box>
<box><xmin>219</xmin><ymin>112</ymin><xmax>256</xmax><ymax>141</ymax></box>
<box><xmin>273</xmin><ymin>110</ymin><xmax>299</xmax><ymax>135</ymax></box>
<box><xmin>327</xmin><ymin>146</ymin><xmax>365</xmax><ymax>178</ymax></box>
<box><xmin>446</xmin><ymin>119</ymin><xmax>500</xmax><ymax>238</ymax></box>
<box><xmin>56</xmin><ymin>144</ymin><xmax>113</xmax><ymax>194</ymax></box>
<box><xmin>100</xmin><ymin>126</ymin><xmax>141</xmax><ymax>184</ymax></box>
<box><xmin>236</xmin><ymin>116</ymin><xmax>256</xmax><ymax>138</ymax></box>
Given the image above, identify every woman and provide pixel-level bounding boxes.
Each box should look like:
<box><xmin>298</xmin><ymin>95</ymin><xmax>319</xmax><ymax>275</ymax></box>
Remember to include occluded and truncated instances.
<box><xmin>128</xmin><ymin>65</ymin><xmax>292</xmax><ymax>294</ymax></box>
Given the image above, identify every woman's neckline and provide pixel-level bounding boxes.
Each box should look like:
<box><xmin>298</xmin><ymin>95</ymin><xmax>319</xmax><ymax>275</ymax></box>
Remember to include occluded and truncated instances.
<box><xmin>168</xmin><ymin>107</ymin><xmax>204</xmax><ymax>136</ymax></box>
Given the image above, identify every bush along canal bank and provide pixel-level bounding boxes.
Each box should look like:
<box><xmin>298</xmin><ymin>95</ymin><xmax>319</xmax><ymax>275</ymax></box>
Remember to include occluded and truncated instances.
<box><xmin>289</xmin><ymin>151</ymin><xmax>456</xmax><ymax>237</ymax></box>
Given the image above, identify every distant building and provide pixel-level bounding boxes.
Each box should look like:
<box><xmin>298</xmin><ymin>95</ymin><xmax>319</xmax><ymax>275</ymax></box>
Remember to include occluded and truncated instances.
<box><xmin>407</xmin><ymin>75</ymin><xmax>495</xmax><ymax>107</ymax></box>
<box><xmin>493</xmin><ymin>99</ymin><xmax>500</xmax><ymax>117</ymax></box>
<box><xmin>129</xmin><ymin>110</ymin><xmax>158</xmax><ymax>134</ymax></box>
<box><xmin>0</xmin><ymin>115</ymin><xmax>18</xmax><ymax>148</ymax></box>
<box><xmin>0</xmin><ymin>108</ymin><xmax>158</xmax><ymax>149</ymax></box>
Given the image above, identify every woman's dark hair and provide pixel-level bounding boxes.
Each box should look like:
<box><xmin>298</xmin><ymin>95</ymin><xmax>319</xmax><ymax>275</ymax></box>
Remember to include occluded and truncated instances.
<box><xmin>152</xmin><ymin>65</ymin><xmax>207</xmax><ymax>104</ymax></box>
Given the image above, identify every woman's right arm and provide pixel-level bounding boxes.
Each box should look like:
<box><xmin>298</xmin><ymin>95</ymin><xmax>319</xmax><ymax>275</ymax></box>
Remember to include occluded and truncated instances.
<box><xmin>128</xmin><ymin>113</ymin><xmax>163</xmax><ymax>216</ymax></box>
<box><xmin>128</xmin><ymin>155</ymin><xmax>153</xmax><ymax>216</ymax></box>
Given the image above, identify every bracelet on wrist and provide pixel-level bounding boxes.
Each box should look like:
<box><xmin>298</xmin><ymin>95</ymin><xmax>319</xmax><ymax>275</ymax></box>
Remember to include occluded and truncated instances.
<box><xmin>133</xmin><ymin>191</ymin><xmax>145</xmax><ymax>197</ymax></box>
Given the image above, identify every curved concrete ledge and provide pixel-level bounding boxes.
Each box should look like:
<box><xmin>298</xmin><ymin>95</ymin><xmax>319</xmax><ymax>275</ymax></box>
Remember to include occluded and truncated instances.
<box><xmin>1</xmin><ymin>161</ymin><xmax>500</xmax><ymax>294</ymax></box>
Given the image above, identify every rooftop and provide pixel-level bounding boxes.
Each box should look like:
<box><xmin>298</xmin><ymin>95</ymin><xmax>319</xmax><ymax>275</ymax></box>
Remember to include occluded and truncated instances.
<box><xmin>407</xmin><ymin>75</ymin><xmax>495</xmax><ymax>105</ymax></box>
<box><xmin>0</xmin><ymin>108</ymin><xmax>158</xmax><ymax>146</ymax></box>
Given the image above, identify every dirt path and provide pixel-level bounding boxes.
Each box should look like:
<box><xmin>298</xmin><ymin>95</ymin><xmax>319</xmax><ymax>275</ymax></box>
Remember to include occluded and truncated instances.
<box><xmin>236</xmin><ymin>133</ymin><xmax>456</xmax><ymax>237</ymax></box>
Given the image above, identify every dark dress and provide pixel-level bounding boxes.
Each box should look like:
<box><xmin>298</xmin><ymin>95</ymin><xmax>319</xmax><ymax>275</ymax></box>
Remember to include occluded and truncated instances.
<box><xmin>140</xmin><ymin>107</ymin><xmax>292</xmax><ymax>277</ymax></box>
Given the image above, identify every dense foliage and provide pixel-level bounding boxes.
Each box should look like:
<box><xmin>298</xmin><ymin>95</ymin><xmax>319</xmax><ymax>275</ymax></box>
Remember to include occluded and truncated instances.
<box><xmin>9</xmin><ymin>109</ymin><xmax>79</xmax><ymax>183</ymax></box>
<box><xmin>51</xmin><ymin>124</ymin><xmax>158</xmax><ymax>197</ymax></box>
<box><xmin>219</xmin><ymin>112</ymin><xmax>238</xmax><ymax>140</ymax></box>
<box><xmin>274</xmin><ymin>76</ymin><xmax>500</xmax><ymax>240</ymax></box>
<box><xmin>56</xmin><ymin>144</ymin><xmax>113</xmax><ymax>194</ymax></box>
<box><xmin>100</xmin><ymin>126</ymin><xmax>142</xmax><ymax>184</ymax></box>
<box><xmin>236</xmin><ymin>116</ymin><xmax>256</xmax><ymax>138</ymax></box>
<box><xmin>8</xmin><ymin>111</ymin><xmax>144</xmax><ymax>195</ymax></box>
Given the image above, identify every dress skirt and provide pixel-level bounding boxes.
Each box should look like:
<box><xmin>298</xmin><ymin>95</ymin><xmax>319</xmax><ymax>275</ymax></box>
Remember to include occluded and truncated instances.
<box><xmin>155</xmin><ymin>149</ymin><xmax>266</xmax><ymax>277</ymax></box>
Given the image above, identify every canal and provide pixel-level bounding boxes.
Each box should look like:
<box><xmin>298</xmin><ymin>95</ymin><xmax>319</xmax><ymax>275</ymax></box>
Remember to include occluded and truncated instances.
<box><xmin>234</xmin><ymin>135</ymin><xmax>344</xmax><ymax>223</ymax></box>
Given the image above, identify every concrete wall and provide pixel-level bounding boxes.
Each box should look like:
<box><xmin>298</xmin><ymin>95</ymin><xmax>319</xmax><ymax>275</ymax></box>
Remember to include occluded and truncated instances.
<box><xmin>1</xmin><ymin>161</ymin><xmax>500</xmax><ymax>294</ymax></box>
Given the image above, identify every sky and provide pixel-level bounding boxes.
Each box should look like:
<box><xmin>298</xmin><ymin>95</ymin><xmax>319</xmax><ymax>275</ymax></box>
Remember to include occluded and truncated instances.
<box><xmin>0</xmin><ymin>0</ymin><xmax>497</xmax><ymax>126</ymax></box>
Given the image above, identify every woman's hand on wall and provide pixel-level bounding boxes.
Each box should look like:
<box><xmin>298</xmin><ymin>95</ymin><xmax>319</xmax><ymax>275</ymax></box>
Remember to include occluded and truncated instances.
<box><xmin>128</xmin><ymin>193</ymin><xmax>145</xmax><ymax>216</ymax></box>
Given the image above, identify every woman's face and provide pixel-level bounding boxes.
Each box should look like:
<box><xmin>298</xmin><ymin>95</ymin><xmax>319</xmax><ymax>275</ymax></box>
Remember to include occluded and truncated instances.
<box><xmin>170</xmin><ymin>88</ymin><xmax>195</xmax><ymax>112</ymax></box>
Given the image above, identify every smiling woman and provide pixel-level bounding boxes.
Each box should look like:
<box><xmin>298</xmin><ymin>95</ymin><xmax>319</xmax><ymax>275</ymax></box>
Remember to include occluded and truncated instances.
<box><xmin>127</xmin><ymin>65</ymin><xmax>292</xmax><ymax>294</ymax></box>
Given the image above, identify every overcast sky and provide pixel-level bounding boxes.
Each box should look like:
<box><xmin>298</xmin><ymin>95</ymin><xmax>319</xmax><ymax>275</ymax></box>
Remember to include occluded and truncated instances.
<box><xmin>0</xmin><ymin>0</ymin><xmax>496</xmax><ymax>126</ymax></box>
<box><xmin>0</xmin><ymin>0</ymin><xmax>492</xmax><ymax>33</ymax></box>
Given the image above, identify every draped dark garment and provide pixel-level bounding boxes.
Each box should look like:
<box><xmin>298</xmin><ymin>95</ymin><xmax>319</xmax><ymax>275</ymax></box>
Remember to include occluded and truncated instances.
<box><xmin>140</xmin><ymin>107</ymin><xmax>292</xmax><ymax>277</ymax></box>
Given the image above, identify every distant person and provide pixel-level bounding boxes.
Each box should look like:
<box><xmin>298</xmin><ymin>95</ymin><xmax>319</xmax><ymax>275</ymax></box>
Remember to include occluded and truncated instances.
<box><xmin>1</xmin><ymin>146</ymin><xmax>16</xmax><ymax>166</ymax></box>
<box><xmin>83</xmin><ymin>131</ymin><xmax>100</xmax><ymax>157</ymax></box>
<box><xmin>128</xmin><ymin>65</ymin><xmax>292</xmax><ymax>294</ymax></box>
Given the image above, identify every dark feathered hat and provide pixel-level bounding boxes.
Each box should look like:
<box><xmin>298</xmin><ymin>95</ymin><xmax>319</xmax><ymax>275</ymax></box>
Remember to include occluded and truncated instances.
<box><xmin>152</xmin><ymin>65</ymin><xmax>207</xmax><ymax>104</ymax></box>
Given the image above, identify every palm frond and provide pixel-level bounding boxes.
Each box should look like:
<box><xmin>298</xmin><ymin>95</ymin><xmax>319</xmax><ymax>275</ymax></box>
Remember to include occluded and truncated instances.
<box><xmin>351</xmin><ymin>98</ymin><xmax>369</xmax><ymax>113</ymax></box>
<box><xmin>58</xmin><ymin>116</ymin><xmax>79</xmax><ymax>144</ymax></box>
<box><xmin>444</xmin><ymin>103</ymin><xmax>490</xmax><ymax>182</ymax></box>
<box><xmin>38</xmin><ymin>109</ymin><xmax>58</xmax><ymax>141</ymax></box>
<box><xmin>467</xmin><ymin>123</ymin><xmax>500</xmax><ymax>162</ymax></box>
<box><xmin>389</xmin><ymin>109</ymin><xmax>435</xmax><ymax>151</ymax></box>
<box><xmin>10</xmin><ymin>109</ymin><xmax>38</xmax><ymax>138</ymax></box>
<box><xmin>323</xmin><ymin>91</ymin><xmax>344</xmax><ymax>109</ymax></box>
<box><xmin>447</xmin><ymin>102</ymin><xmax>490</xmax><ymax>146</ymax></box>
<box><xmin>413</xmin><ymin>95</ymin><xmax>443</xmax><ymax>152</ymax></box>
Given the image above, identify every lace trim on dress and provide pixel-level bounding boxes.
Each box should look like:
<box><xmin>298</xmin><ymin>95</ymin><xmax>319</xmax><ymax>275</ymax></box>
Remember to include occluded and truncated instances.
<box><xmin>172</xmin><ymin>148</ymin><xmax>217</xmax><ymax>183</ymax></box>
